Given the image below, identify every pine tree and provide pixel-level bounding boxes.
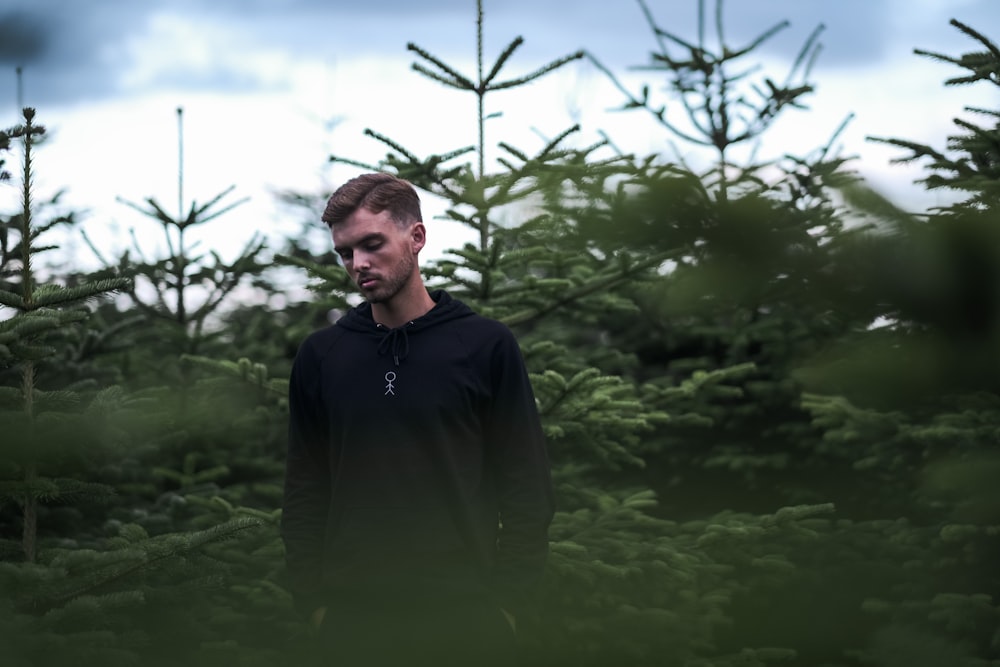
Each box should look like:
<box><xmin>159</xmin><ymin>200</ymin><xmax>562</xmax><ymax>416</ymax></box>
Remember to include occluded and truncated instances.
<box><xmin>791</xmin><ymin>18</ymin><xmax>1000</xmax><ymax>665</ymax></box>
<box><xmin>0</xmin><ymin>108</ymin><xmax>280</xmax><ymax>667</ymax></box>
<box><xmin>588</xmin><ymin>0</ymin><xmax>826</xmax><ymax>201</ymax></box>
<box><xmin>530</xmin><ymin>2</ymin><xmax>956</xmax><ymax>664</ymax></box>
<box><xmin>0</xmin><ymin>108</ymin><xmax>132</xmax><ymax>563</ymax></box>
<box><xmin>84</xmin><ymin>107</ymin><xmax>265</xmax><ymax>369</ymax></box>
<box><xmin>573</xmin><ymin>0</ymin><xmax>867</xmax><ymax>522</ymax></box>
<box><xmin>70</xmin><ymin>104</ymin><xmax>282</xmax><ymax>536</ymax></box>
<box><xmin>869</xmin><ymin>19</ymin><xmax>1000</xmax><ymax>211</ymax></box>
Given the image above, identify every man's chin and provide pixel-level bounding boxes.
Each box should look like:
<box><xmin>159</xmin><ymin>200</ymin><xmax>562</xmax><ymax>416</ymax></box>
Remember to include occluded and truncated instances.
<box><xmin>360</xmin><ymin>287</ymin><xmax>386</xmax><ymax>304</ymax></box>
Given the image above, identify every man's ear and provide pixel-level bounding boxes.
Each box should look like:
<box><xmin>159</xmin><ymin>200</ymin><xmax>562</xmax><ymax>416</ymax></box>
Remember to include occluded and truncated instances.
<box><xmin>411</xmin><ymin>222</ymin><xmax>427</xmax><ymax>253</ymax></box>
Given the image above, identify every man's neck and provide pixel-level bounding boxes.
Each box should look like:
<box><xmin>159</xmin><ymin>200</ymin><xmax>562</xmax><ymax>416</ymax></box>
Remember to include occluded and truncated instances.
<box><xmin>371</xmin><ymin>284</ymin><xmax>436</xmax><ymax>329</ymax></box>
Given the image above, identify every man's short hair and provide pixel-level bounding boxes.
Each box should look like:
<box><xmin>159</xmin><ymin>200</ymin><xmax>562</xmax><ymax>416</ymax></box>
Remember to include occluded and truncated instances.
<box><xmin>322</xmin><ymin>172</ymin><xmax>422</xmax><ymax>228</ymax></box>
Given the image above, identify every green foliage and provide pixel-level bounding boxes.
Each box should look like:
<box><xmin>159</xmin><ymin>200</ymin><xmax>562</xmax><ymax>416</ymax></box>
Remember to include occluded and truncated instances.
<box><xmin>0</xmin><ymin>109</ymin><xmax>132</xmax><ymax>563</ymax></box>
<box><xmin>869</xmin><ymin>19</ymin><xmax>1000</xmax><ymax>210</ymax></box>
<box><xmin>76</xmin><ymin>108</ymin><xmax>268</xmax><ymax>376</ymax></box>
<box><xmin>0</xmin><ymin>108</ymin><xmax>296</xmax><ymax>665</ymax></box>
<box><xmin>2</xmin><ymin>4</ymin><xmax>1000</xmax><ymax>666</ymax></box>
<box><xmin>589</xmin><ymin>0</ymin><xmax>830</xmax><ymax>201</ymax></box>
<box><xmin>107</xmin><ymin>184</ymin><xmax>263</xmax><ymax>346</ymax></box>
<box><xmin>534</xmin><ymin>366</ymin><xmax>669</xmax><ymax>471</ymax></box>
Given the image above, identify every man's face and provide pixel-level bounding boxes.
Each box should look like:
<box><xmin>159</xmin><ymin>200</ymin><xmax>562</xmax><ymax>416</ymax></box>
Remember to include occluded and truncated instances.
<box><xmin>332</xmin><ymin>208</ymin><xmax>421</xmax><ymax>305</ymax></box>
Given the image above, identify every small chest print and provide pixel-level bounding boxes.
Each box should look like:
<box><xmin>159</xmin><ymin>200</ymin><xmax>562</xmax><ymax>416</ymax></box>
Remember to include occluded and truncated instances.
<box><xmin>384</xmin><ymin>371</ymin><xmax>396</xmax><ymax>396</ymax></box>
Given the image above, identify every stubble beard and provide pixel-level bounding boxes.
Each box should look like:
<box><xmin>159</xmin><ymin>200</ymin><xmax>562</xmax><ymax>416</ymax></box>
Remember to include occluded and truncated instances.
<box><xmin>361</xmin><ymin>253</ymin><xmax>416</xmax><ymax>305</ymax></box>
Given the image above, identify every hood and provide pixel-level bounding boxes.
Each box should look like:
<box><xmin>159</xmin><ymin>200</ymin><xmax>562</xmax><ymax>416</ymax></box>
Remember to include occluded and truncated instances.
<box><xmin>335</xmin><ymin>289</ymin><xmax>474</xmax><ymax>366</ymax></box>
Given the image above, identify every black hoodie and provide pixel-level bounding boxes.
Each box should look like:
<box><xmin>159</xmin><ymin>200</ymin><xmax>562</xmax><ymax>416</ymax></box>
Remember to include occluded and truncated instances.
<box><xmin>281</xmin><ymin>290</ymin><xmax>554</xmax><ymax>616</ymax></box>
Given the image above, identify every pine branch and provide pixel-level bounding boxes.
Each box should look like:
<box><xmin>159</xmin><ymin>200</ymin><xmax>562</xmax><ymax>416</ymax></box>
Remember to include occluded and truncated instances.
<box><xmin>503</xmin><ymin>251</ymin><xmax>676</xmax><ymax>327</ymax></box>
<box><xmin>190</xmin><ymin>186</ymin><xmax>250</xmax><ymax>226</ymax></box>
<box><xmin>964</xmin><ymin>106</ymin><xmax>1000</xmax><ymax>118</ymax></box>
<box><xmin>30</xmin><ymin>279</ymin><xmax>132</xmax><ymax>308</ymax></box>
<box><xmin>648</xmin><ymin>23</ymin><xmax>700</xmax><ymax>53</ymax></box>
<box><xmin>948</xmin><ymin>18</ymin><xmax>1000</xmax><ymax>63</ymax></box>
<box><xmin>31</xmin><ymin>389</ymin><xmax>82</xmax><ymax>412</ymax></box>
<box><xmin>785</xmin><ymin>23</ymin><xmax>825</xmax><ymax>85</ymax></box>
<box><xmin>867</xmin><ymin>136</ymin><xmax>951</xmax><ymax>166</ymax></box>
<box><xmin>637</xmin><ymin>0</ymin><xmax>671</xmax><ymax>55</ymax></box>
<box><xmin>0</xmin><ymin>477</ymin><xmax>60</xmax><ymax>504</ymax></box>
<box><xmin>78</xmin><ymin>228</ymin><xmax>113</xmax><ymax>267</ymax></box>
<box><xmin>273</xmin><ymin>253</ymin><xmax>346</xmax><ymax>283</ymax></box>
<box><xmin>411</xmin><ymin>63</ymin><xmax>475</xmax><ymax>91</ymax></box>
<box><xmin>0</xmin><ymin>310</ymin><xmax>70</xmax><ymax>338</ymax></box>
<box><xmin>539</xmin><ymin>124</ymin><xmax>582</xmax><ymax>159</ymax></box>
<box><xmin>328</xmin><ymin>154</ymin><xmax>382</xmax><ymax>172</ymax></box>
<box><xmin>180</xmin><ymin>354</ymin><xmax>284</xmax><ymax>395</ymax></box>
<box><xmin>407</xmin><ymin>42</ymin><xmax>476</xmax><ymax>90</ymax></box>
<box><xmin>731</xmin><ymin>20</ymin><xmax>792</xmax><ymax>61</ymax></box>
<box><xmin>714</xmin><ymin>0</ymin><xmax>725</xmax><ymax>50</ymax></box>
<box><xmin>489</xmin><ymin>51</ymin><xmax>585</xmax><ymax>91</ymax></box>
<box><xmin>586</xmin><ymin>52</ymin><xmax>710</xmax><ymax>147</ymax></box>
<box><xmin>0</xmin><ymin>289</ymin><xmax>25</xmax><ymax>309</ymax></box>
<box><xmin>30</xmin><ymin>518</ymin><xmax>263</xmax><ymax>613</ymax></box>
<box><xmin>435</xmin><ymin>144</ymin><xmax>479</xmax><ymax>163</ymax></box>
<box><xmin>125</xmin><ymin>230</ymin><xmax>151</xmax><ymax>264</ymax></box>
<box><xmin>46</xmin><ymin>478</ymin><xmax>116</xmax><ymax>504</ymax></box>
<box><xmin>7</xmin><ymin>341</ymin><xmax>57</xmax><ymax>361</ymax></box>
<box><xmin>363</xmin><ymin>128</ymin><xmax>420</xmax><ymax>163</ymax></box>
<box><xmin>497</xmin><ymin>142</ymin><xmax>530</xmax><ymax>163</ymax></box>
<box><xmin>117</xmin><ymin>196</ymin><xmax>175</xmax><ymax>227</ymax></box>
<box><xmin>482</xmin><ymin>36</ymin><xmax>525</xmax><ymax>88</ymax></box>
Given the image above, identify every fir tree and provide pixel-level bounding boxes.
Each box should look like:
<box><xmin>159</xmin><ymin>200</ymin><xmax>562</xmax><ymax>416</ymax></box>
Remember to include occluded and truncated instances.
<box><xmin>84</xmin><ymin>107</ymin><xmax>265</xmax><ymax>367</ymax></box>
<box><xmin>588</xmin><ymin>0</ymin><xmax>826</xmax><ymax>201</ymax></box>
<box><xmin>792</xmin><ymin>18</ymin><xmax>1000</xmax><ymax>665</ymax></box>
<box><xmin>869</xmin><ymin>19</ymin><xmax>1000</xmax><ymax>211</ymax></box>
<box><xmin>0</xmin><ymin>108</ymin><xmax>131</xmax><ymax>563</ymax></box>
<box><xmin>577</xmin><ymin>0</ymin><xmax>867</xmax><ymax>519</ymax></box>
<box><xmin>0</xmin><ymin>108</ymin><xmax>278</xmax><ymax>667</ymax></box>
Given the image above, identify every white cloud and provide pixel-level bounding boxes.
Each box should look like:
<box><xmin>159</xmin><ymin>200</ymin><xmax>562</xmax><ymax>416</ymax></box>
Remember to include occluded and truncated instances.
<box><xmin>7</xmin><ymin>3</ymin><xmax>998</xmax><ymax>283</ymax></box>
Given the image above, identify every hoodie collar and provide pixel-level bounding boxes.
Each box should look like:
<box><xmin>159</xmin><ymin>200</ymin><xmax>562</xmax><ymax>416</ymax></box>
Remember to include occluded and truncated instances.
<box><xmin>336</xmin><ymin>290</ymin><xmax>474</xmax><ymax>366</ymax></box>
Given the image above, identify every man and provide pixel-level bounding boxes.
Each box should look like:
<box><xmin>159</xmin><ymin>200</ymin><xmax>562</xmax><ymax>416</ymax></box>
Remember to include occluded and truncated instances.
<box><xmin>281</xmin><ymin>172</ymin><xmax>554</xmax><ymax>666</ymax></box>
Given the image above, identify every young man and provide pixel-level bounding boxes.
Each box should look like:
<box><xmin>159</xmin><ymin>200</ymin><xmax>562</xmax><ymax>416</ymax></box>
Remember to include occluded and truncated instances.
<box><xmin>281</xmin><ymin>172</ymin><xmax>554</xmax><ymax>666</ymax></box>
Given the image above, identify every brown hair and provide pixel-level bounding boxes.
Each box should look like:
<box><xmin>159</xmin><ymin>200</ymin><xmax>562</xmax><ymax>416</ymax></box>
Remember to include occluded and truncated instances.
<box><xmin>322</xmin><ymin>172</ymin><xmax>422</xmax><ymax>228</ymax></box>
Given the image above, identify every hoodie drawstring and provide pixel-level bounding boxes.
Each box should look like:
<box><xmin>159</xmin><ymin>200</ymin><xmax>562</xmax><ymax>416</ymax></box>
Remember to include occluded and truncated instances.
<box><xmin>377</xmin><ymin>324</ymin><xmax>411</xmax><ymax>367</ymax></box>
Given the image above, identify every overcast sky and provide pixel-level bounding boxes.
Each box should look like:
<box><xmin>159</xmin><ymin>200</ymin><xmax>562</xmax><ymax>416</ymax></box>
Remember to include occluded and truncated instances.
<box><xmin>2</xmin><ymin>0</ymin><xmax>999</xmax><ymax>268</ymax></box>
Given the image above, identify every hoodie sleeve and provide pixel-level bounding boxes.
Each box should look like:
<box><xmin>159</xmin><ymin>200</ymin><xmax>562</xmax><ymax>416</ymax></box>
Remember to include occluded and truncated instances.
<box><xmin>280</xmin><ymin>337</ymin><xmax>331</xmax><ymax>617</ymax></box>
<box><xmin>486</xmin><ymin>327</ymin><xmax>555</xmax><ymax>615</ymax></box>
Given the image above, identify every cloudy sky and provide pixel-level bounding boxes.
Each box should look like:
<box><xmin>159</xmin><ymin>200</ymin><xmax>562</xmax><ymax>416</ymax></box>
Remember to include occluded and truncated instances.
<box><xmin>2</xmin><ymin>0</ymin><xmax>999</xmax><ymax>268</ymax></box>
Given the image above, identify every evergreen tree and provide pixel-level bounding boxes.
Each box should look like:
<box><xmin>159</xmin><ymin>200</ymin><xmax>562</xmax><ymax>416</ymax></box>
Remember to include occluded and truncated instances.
<box><xmin>4</xmin><ymin>4</ymin><xmax>997</xmax><ymax>665</ymax></box>
<box><xmin>869</xmin><ymin>19</ymin><xmax>1000</xmax><ymax>212</ymax></box>
<box><xmin>792</xmin><ymin>18</ymin><xmax>1000</xmax><ymax>665</ymax></box>
<box><xmin>588</xmin><ymin>0</ymin><xmax>825</xmax><ymax>200</ymax></box>
<box><xmin>0</xmin><ymin>108</ymin><xmax>276</xmax><ymax>667</ymax></box>
<box><xmin>0</xmin><ymin>108</ymin><xmax>131</xmax><ymax>563</ymax></box>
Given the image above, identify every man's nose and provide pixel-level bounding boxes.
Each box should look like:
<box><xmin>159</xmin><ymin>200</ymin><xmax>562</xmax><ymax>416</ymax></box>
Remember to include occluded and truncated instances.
<box><xmin>354</xmin><ymin>251</ymin><xmax>371</xmax><ymax>270</ymax></box>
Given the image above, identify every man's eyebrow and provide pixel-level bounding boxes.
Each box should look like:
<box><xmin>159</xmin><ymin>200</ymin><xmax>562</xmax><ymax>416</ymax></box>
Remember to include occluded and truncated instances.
<box><xmin>334</xmin><ymin>232</ymin><xmax>385</xmax><ymax>254</ymax></box>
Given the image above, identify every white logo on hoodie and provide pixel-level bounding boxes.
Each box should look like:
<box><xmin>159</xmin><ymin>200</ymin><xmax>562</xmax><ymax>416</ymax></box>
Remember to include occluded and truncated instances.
<box><xmin>384</xmin><ymin>371</ymin><xmax>396</xmax><ymax>396</ymax></box>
